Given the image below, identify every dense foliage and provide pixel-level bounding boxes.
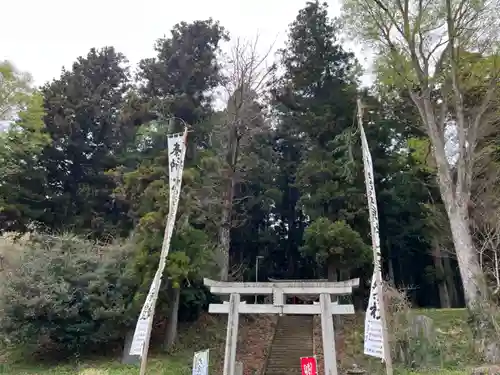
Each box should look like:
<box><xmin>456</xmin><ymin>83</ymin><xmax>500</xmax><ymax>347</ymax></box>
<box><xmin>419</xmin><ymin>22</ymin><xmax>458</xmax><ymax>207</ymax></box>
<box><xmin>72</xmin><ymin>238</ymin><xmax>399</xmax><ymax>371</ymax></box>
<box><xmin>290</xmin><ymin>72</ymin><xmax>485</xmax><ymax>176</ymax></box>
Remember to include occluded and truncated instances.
<box><xmin>0</xmin><ymin>233</ymin><xmax>138</xmax><ymax>354</ymax></box>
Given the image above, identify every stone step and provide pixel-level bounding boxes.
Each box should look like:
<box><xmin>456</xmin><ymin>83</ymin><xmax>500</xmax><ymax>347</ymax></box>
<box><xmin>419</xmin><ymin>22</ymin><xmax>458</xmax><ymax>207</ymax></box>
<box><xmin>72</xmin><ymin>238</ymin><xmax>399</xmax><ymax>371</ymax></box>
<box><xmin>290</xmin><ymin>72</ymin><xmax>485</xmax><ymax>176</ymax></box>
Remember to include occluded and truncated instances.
<box><xmin>267</xmin><ymin>370</ymin><xmax>303</xmax><ymax>373</ymax></box>
<box><xmin>266</xmin><ymin>363</ymin><xmax>306</xmax><ymax>368</ymax></box>
<box><xmin>267</xmin><ymin>357</ymin><xmax>310</xmax><ymax>361</ymax></box>
<box><xmin>270</xmin><ymin>347</ymin><xmax>313</xmax><ymax>351</ymax></box>
<box><xmin>274</xmin><ymin>327</ymin><xmax>311</xmax><ymax>331</ymax></box>
<box><xmin>267</xmin><ymin>362</ymin><xmax>306</xmax><ymax>367</ymax></box>
<box><xmin>266</xmin><ymin>367</ymin><xmax>303</xmax><ymax>372</ymax></box>
<box><xmin>267</xmin><ymin>370</ymin><xmax>300</xmax><ymax>372</ymax></box>
<box><xmin>272</xmin><ymin>340</ymin><xmax>313</xmax><ymax>344</ymax></box>
<box><xmin>266</xmin><ymin>369</ymin><xmax>303</xmax><ymax>374</ymax></box>
<box><xmin>268</xmin><ymin>353</ymin><xmax>313</xmax><ymax>358</ymax></box>
<box><xmin>270</xmin><ymin>346</ymin><xmax>313</xmax><ymax>349</ymax></box>
<box><xmin>273</xmin><ymin>334</ymin><xmax>311</xmax><ymax>337</ymax></box>
<box><xmin>274</xmin><ymin>329</ymin><xmax>312</xmax><ymax>332</ymax></box>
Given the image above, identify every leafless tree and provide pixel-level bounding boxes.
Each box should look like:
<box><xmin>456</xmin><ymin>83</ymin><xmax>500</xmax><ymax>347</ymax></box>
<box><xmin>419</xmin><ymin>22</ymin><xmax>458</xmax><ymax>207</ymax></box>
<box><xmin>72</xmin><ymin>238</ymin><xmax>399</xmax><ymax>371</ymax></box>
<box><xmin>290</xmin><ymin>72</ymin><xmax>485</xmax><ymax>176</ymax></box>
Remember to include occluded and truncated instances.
<box><xmin>473</xmin><ymin>213</ymin><xmax>500</xmax><ymax>293</ymax></box>
<box><xmin>213</xmin><ymin>35</ymin><xmax>275</xmax><ymax>281</ymax></box>
<box><xmin>472</xmin><ymin>164</ymin><xmax>500</xmax><ymax>294</ymax></box>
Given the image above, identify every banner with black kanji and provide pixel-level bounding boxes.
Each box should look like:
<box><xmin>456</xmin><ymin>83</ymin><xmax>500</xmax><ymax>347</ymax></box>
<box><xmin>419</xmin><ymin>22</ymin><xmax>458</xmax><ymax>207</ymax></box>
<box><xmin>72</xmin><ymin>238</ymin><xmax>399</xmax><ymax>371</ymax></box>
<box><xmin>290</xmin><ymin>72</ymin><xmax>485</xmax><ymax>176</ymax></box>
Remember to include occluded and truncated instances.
<box><xmin>359</xmin><ymin>120</ymin><xmax>386</xmax><ymax>360</ymax></box>
<box><xmin>129</xmin><ymin>129</ymin><xmax>188</xmax><ymax>356</ymax></box>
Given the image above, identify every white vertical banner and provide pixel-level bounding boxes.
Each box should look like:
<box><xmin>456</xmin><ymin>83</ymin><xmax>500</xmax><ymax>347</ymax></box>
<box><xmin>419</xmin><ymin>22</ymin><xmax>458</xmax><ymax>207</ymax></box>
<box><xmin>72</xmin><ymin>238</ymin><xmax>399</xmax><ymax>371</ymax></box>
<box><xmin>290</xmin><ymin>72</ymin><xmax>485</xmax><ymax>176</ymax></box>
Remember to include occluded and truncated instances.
<box><xmin>192</xmin><ymin>349</ymin><xmax>210</xmax><ymax>375</ymax></box>
<box><xmin>359</xmin><ymin>118</ymin><xmax>382</xmax><ymax>273</ymax></box>
<box><xmin>358</xmin><ymin>99</ymin><xmax>390</xmax><ymax>366</ymax></box>
<box><xmin>129</xmin><ymin>129</ymin><xmax>188</xmax><ymax>356</ymax></box>
<box><xmin>364</xmin><ymin>273</ymin><xmax>384</xmax><ymax>358</ymax></box>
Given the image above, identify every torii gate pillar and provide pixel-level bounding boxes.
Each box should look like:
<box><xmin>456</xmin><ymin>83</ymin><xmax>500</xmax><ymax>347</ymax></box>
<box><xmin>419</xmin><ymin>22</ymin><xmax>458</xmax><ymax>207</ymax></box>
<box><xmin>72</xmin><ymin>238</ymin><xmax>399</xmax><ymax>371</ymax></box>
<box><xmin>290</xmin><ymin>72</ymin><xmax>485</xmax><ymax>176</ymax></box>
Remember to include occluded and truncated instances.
<box><xmin>320</xmin><ymin>293</ymin><xmax>336</xmax><ymax>375</ymax></box>
<box><xmin>224</xmin><ymin>293</ymin><xmax>240</xmax><ymax>375</ymax></box>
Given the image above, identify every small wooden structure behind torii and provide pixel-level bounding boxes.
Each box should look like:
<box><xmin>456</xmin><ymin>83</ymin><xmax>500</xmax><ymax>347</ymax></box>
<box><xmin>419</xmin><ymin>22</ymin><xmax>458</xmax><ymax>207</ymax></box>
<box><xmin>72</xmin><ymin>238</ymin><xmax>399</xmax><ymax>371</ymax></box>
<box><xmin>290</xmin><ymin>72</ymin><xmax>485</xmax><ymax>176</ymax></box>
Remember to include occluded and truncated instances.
<box><xmin>268</xmin><ymin>278</ymin><xmax>329</xmax><ymax>304</ymax></box>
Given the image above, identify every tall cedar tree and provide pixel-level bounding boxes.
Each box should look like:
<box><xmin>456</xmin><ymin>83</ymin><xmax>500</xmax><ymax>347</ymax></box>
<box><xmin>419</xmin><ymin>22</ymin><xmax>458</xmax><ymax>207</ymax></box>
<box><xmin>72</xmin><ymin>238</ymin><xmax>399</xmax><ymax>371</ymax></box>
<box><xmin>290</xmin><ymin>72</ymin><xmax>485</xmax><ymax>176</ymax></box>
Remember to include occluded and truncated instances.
<box><xmin>272</xmin><ymin>1</ymin><xmax>367</xmax><ymax>280</ymax></box>
<box><xmin>40</xmin><ymin>47</ymin><xmax>135</xmax><ymax>237</ymax></box>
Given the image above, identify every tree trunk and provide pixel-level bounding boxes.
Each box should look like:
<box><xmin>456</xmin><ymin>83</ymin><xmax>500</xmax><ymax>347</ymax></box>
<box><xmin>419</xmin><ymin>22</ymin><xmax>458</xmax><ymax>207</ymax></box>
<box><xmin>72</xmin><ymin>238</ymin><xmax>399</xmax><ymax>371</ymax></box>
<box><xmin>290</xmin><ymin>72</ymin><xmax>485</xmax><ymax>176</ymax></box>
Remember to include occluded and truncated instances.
<box><xmin>432</xmin><ymin>240</ymin><xmax>451</xmax><ymax>308</ymax></box>
<box><xmin>164</xmin><ymin>287</ymin><xmax>181</xmax><ymax>351</ymax></box>
<box><xmin>445</xmin><ymin>201</ymin><xmax>487</xmax><ymax>304</ymax></box>
<box><xmin>387</xmin><ymin>239</ymin><xmax>395</xmax><ymax>286</ymax></box>
<box><xmin>388</xmin><ymin>256</ymin><xmax>395</xmax><ymax>287</ymax></box>
<box><xmin>218</xmin><ymin>173</ymin><xmax>236</xmax><ymax>281</ymax></box>
<box><xmin>442</xmin><ymin>255</ymin><xmax>458</xmax><ymax>307</ymax></box>
<box><xmin>327</xmin><ymin>263</ymin><xmax>338</xmax><ymax>282</ymax></box>
<box><xmin>287</xmin><ymin>253</ymin><xmax>296</xmax><ymax>279</ymax></box>
<box><xmin>492</xmin><ymin>248</ymin><xmax>500</xmax><ymax>302</ymax></box>
<box><xmin>445</xmin><ymin>197</ymin><xmax>500</xmax><ymax>361</ymax></box>
<box><xmin>217</xmin><ymin>117</ymin><xmax>240</xmax><ymax>282</ymax></box>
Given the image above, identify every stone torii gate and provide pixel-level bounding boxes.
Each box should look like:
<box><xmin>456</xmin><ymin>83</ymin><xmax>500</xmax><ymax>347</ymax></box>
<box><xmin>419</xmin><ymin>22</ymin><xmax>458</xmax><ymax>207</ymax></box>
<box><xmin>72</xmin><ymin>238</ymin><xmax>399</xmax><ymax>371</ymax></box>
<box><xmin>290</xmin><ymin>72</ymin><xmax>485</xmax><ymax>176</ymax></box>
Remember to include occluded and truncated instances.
<box><xmin>203</xmin><ymin>278</ymin><xmax>359</xmax><ymax>375</ymax></box>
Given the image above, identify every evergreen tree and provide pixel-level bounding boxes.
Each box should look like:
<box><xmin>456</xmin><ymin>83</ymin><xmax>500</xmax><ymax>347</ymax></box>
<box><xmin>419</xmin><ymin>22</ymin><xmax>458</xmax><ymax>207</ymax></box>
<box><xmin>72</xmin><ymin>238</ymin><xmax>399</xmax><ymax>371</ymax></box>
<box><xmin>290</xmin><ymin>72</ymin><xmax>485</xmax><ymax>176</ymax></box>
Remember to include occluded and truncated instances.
<box><xmin>112</xmin><ymin>19</ymin><xmax>229</xmax><ymax>347</ymax></box>
<box><xmin>39</xmin><ymin>47</ymin><xmax>137</xmax><ymax>237</ymax></box>
<box><xmin>271</xmin><ymin>1</ymin><xmax>368</xmax><ymax>280</ymax></box>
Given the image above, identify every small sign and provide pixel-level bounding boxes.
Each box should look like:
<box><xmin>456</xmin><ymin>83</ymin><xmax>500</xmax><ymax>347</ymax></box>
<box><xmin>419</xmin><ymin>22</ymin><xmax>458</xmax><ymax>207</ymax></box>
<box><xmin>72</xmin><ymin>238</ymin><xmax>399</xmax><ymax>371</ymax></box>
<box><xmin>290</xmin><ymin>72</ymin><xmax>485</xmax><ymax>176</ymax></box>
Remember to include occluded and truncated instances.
<box><xmin>300</xmin><ymin>356</ymin><xmax>317</xmax><ymax>375</ymax></box>
<box><xmin>192</xmin><ymin>349</ymin><xmax>209</xmax><ymax>375</ymax></box>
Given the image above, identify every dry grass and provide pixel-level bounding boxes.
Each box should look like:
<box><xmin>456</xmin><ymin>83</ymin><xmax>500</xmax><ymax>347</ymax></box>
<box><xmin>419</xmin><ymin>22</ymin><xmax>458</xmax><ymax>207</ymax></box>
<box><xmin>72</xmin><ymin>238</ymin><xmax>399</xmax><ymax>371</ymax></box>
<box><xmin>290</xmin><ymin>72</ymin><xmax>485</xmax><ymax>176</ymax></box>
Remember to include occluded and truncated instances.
<box><xmin>339</xmin><ymin>308</ymin><xmax>478</xmax><ymax>374</ymax></box>
<box><xmin>0</xmin><ymin>231</ymin><xmax>29</xmax><ymax>273</ymax></box>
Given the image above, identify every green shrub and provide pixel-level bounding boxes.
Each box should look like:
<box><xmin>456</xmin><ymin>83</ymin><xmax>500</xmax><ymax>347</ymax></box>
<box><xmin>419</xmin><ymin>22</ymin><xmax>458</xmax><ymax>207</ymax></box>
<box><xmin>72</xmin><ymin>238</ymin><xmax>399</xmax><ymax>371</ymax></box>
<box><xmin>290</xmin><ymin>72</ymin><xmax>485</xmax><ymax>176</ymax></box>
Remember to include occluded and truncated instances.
<box><xmin>0</xmin><ymin>232</ymin><xmax>140</xmax><ymax>355</ymax></box>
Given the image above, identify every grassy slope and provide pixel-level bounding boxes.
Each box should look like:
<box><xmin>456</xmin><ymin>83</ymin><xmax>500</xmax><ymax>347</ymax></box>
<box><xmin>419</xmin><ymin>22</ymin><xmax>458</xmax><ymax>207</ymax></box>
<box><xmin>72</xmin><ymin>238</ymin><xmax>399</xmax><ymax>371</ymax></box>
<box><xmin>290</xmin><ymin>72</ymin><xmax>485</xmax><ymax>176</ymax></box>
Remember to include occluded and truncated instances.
<box><xmin>0</xmin><ymin>309</ymin><xmax>479</xmax><ymax>375</ymax></box>
<box><xmin>339</xmin><ymin>309</ymin><xmax>477</xmax><ymax>375</ymax></box>
<box><xmin>0</xmin><ymin>312</ymin><xmax>226</xmax><ymax>375</ymax></box>
<box><xmin>0</xmin><ymin>314</ymin><xmax>276</xmax><ymax>375</ymax></box>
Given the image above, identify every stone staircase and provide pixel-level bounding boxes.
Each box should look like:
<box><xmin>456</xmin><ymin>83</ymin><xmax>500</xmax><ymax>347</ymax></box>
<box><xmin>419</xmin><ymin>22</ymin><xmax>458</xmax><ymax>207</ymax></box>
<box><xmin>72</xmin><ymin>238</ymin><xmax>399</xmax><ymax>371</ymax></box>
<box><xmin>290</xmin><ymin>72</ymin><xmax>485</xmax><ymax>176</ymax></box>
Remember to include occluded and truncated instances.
<box><xmin>264</xmin><ymin>315</ymin><xmax>314</xmax><ymax>375</ymax></box>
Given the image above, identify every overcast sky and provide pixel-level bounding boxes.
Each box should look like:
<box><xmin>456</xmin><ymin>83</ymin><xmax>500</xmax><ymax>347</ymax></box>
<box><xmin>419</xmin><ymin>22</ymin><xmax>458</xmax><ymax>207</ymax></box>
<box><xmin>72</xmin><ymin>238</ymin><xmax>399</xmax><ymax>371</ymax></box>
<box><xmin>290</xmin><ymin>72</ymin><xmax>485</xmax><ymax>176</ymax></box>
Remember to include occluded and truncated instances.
<box><xmin>1</xmin><ymin>0</ymin><xmax>372</xmax><ymax>87</ymax></box>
